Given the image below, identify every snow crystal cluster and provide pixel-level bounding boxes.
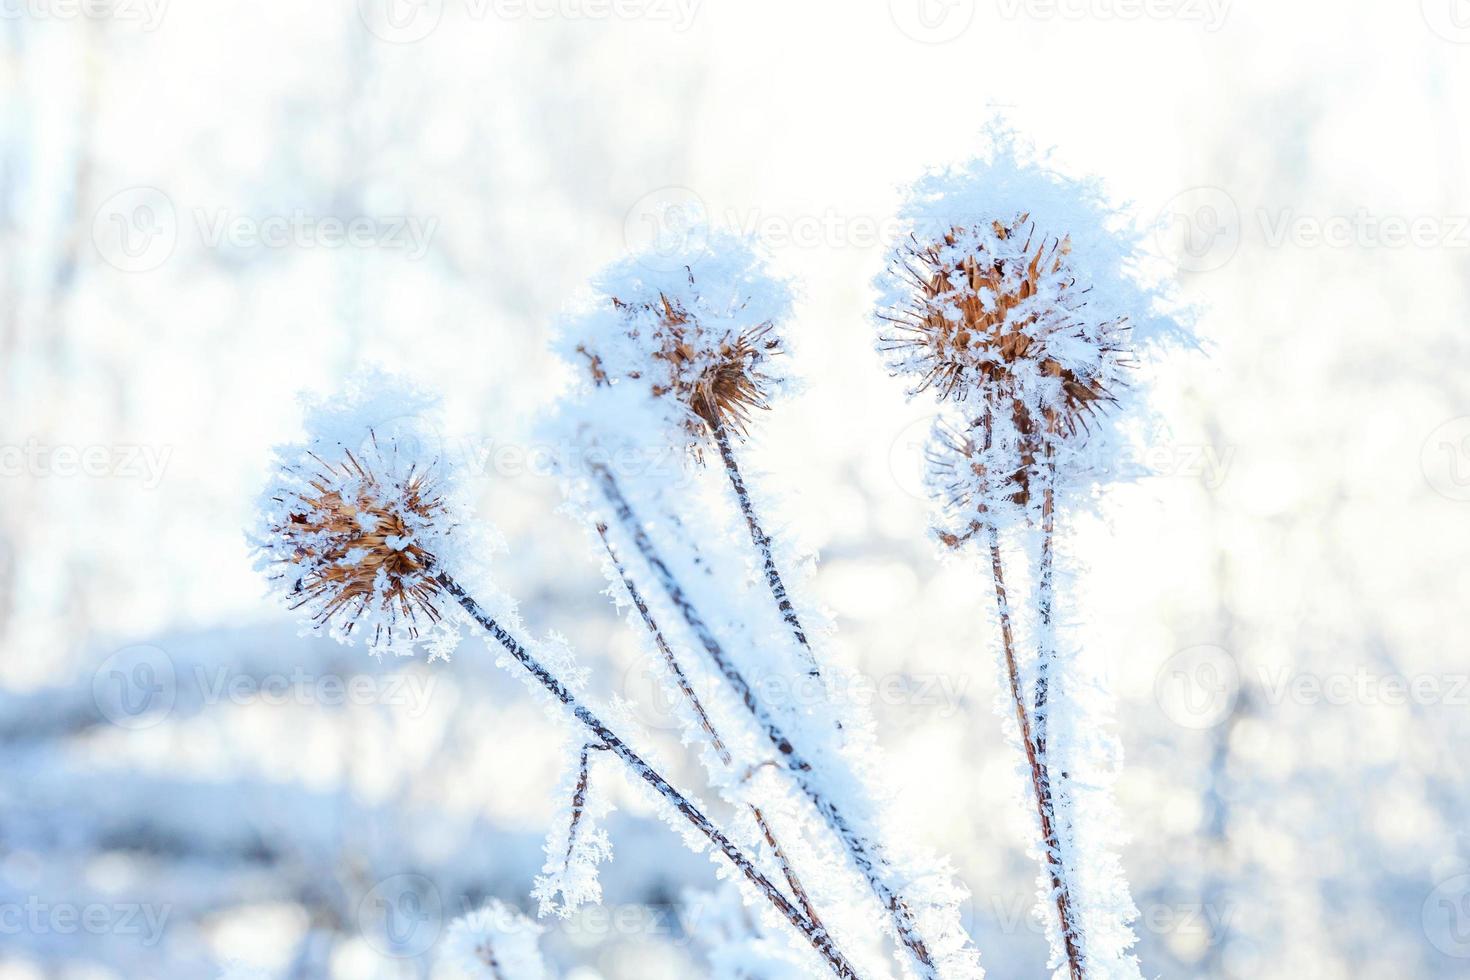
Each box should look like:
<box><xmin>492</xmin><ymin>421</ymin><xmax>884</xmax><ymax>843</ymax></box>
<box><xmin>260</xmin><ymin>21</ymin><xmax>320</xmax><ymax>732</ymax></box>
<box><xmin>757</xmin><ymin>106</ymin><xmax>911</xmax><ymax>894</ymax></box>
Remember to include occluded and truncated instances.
<box><xmin>532</xmin><ymin>741</ymin><xmax>616</xmax><ymax>917</ymax></box>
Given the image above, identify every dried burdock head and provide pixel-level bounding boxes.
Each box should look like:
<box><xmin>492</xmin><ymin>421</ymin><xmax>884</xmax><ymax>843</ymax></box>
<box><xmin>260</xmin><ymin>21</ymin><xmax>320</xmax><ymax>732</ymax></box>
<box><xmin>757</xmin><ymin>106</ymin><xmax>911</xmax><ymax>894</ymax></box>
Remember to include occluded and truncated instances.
<box><xmin>254</xmin><ymin>372</ymin><xmax>466</xmax><ymax>657</ymax></box>
<box><xmin>883</xmin><ymin>134</ymin><xmax>1196</xmax><ymax>538</ymax></box>
<box><xmin>263</xmin><ymin>436</ymin><xmax>450</xmax><ymax>648</ymax></box>
<box><xmin>566</xmin><ymin>231</ymin><xmax>793</xmax><ymax>457</ymax></box>
<box><xmin>878</xmin><ymin>214</ymin><xmax>1129</xmax><ymax>440</ymax></box>
<box><xmin>602</xmin><ymin>289</ymin><xmax>783</xmax><ymax>438</ymax></box>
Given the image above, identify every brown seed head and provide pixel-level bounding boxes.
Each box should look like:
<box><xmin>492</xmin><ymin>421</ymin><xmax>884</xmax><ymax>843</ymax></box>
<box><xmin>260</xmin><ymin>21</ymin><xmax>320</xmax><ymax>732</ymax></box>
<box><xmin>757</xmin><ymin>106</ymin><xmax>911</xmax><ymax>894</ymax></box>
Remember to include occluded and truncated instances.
<box><xmin>269</xmin><ymin>443</ymin><xmax>448</xmax><ymax>646</ymax></box>
<box><xmin>881</xmin><ymin>215</ymin><xmax>1125</xmax><ymax>438</ymax></box>
<box><xmin>583</xmin><ymin>291</ymin><xmax>783</xmax><ymax>445</ymax></box>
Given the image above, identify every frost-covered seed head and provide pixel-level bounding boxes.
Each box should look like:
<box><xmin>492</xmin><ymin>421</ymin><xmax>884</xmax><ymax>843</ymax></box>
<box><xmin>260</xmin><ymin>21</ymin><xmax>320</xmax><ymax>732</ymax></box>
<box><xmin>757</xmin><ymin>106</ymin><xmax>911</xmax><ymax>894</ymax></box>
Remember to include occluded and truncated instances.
<box><xmin>254</xmin><ymin>372</ymin><xmax>466</xmax><ymax>656</ymax></box>
<box><xmin>883</xmin><ymin>214</ymin><xmax>1133</xmax><ymax>545</ymax></box>
<box><xmin>880</xmin><ymin>128</ymin><xmax>1195</xmax><ymax>546</ymax></box>
<box><xmin>586</xmin><ymin>286</ymin><xmax>783</xmax><ymax>438</ymax></box>
<box><xmin>879</xmin><ymin>214</ymin><xmax>1127</xmax><ymax>439</ymax></box>
<box><xmin>566</xmin><ymin>230</ymin><xmax>793</xmax><ymax>456</ymax></box>
<box><xmin>262</xmin><ymin>438</ymin><xmax>449</xmax><ymax>646</ymax></box>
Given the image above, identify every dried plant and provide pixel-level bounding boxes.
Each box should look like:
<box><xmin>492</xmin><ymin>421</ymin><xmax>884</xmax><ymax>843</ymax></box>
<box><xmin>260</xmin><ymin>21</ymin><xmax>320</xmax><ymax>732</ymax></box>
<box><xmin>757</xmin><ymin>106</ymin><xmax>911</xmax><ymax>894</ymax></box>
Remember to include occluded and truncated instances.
<box><xmin>877</xmin><ymin>130</ymin><xmax>1193</xmax><ymax>980</ymax></box>
<box><xmin>589</xmin><ymin>291</ymin><xmax>784</xmax><ymax>441</ymax></box>
<box><xmin>568</xmin><ymin>233</ymin><xmax>792</xmax><ymax>460</ymax></box>
<box><xmin>267</xmin><ymin>454</ymin><xmax>445</xmax><ymax>625</ymax></box>
<box><xmin>879</xmin><ymin>217</ymin><xmax>1126</xmax><ymax>423</ymax></box>
<box><xmin>556</xmin><ymin>235</ymin><xmax>981</xmax><ymax>978</ymax></box>
<box><xmin>568</xmin><ymin>231</ymin><xmax>822</xmax><ymax>675</ymax></box>
<box><xmin>252</xmin><ymin>373</ymin><xmax>862</xmax><ymax>980</ymax></box>
<box><xmin>247</xmin><ymin>148</ymin><xmax>1188</xmax><ymax>978</ymax></box>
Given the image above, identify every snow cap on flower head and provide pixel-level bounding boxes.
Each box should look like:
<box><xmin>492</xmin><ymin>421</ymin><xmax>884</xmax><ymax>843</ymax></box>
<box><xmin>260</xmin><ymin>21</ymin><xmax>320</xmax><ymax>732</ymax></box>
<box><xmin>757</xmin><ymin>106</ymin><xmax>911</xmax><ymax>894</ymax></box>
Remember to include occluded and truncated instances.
<box><xmin>875</xmin><ymin>127</ymin><xmax>1189</xmax><ymax>409</ymax></box>
<box><xmin>878</xmin><ymin>212</ymin><xmax>1129</xmax><ymax>440</ymax></box>
<box><xmin>876</xmin><ymin>127</ymin><xmax>1194</xmax><ymax>543</ymax></box>
<box><xmin>563</xmin><ymin>229</ymin><xmax>795</xmax><ymax>457</ymax></box>
<box><xmin>252</xmin><ymin>369</ymin><xmax>467</xmax><ymax>658</ymax></box>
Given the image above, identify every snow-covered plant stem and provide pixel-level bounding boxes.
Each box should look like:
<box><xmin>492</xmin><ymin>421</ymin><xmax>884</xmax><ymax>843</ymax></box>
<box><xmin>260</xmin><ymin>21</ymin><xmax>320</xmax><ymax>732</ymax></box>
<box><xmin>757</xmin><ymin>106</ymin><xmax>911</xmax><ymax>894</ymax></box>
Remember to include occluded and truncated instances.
<box><xmin>708</xmin><ymin>416</ymin><xmax>821</xmax><ymax>680</ymax></box>
<box><xmin>1030</xmin><ymin>447</ymin><xmax>1080</xmax><ymax>972</ymax></box>
<box><xmin>251</xmin><ymin>376</ymin><xmax>859</xmax><ymax>980</ymax></box>
<box><xmin>563</xmin><ymin>232</ymin><xmax>979</xmax><ymax>977</ymax></box>
<box><xmin>874</xmin><ymin>131</ymin><xmax>1196</xmax><ymax>979</ymax></box>
<box><xmin>591</xmin><ymin>462</ymin><xmax>941</xmax><ymax>980</ymax></box>
<box><xmin>595</xmin><ymin>522</ymin><xmax>831</xmax><ymax>941</ymax></box>
<box><xmin>986</xmin><ymin>527</ymin><xmax>1083</xmax><ymax>980</ymax></box>
<box><xmin>434</xmin><ymin>567</ymin><xmax>863</xmax><ymax>980</ymax></box>
<box><xmin>562</xmin><ymin>740</ymin><xmax>611</xmax><ymax>872</ymax></box>
<box><xmin>1033</xmin><ymin>446</ymin><xmax>1058</xmax><ymax>756</ymax></box>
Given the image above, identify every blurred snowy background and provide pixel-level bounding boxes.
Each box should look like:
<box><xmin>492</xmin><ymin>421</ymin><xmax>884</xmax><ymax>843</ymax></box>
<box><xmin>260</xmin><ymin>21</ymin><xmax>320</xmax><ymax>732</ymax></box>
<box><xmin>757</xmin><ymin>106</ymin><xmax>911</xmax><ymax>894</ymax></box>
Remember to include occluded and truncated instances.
<box><xmin>2</xmin><ymin>0</ymin><xmax>1469</xmax><ymax>977</ymax></box>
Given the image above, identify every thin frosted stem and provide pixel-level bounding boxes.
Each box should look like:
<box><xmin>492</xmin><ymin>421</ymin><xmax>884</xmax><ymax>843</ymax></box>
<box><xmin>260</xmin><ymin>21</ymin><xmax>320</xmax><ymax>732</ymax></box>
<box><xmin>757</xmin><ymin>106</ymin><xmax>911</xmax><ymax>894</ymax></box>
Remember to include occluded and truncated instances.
<box><xmin>1034</xmin><ymin>443</ymin><xmax>1057</xmax><ymax>763</ymax></box>
<box><xmin>987</xmin><ymin>526</ymin><xmax>1084</xmax><ymax>980</ymax></box>
<box><xmin>434</xmin><ymin>569</ymin><xmax>861</xmax><ymax>980</ymax></box>
<box><xmin>563</xmin><ymin>741</ymin><xmax>609</xmax><ymax>869</ymax></box>
<box><xmin>592</xmin><ymin>463</ymin><xmax>940</xmax><ymax>980</ymax></box>
<box><xmin>710</xmin><ymin>417</ymin><xmax>822</xmax><ymax>680</ymax></box>
<box><xmin>476</xmin><ymin>937</ymin><xmax>508</xmax><ymax>980</ymax></box>
<box><xmin>596</xmin><ymin>522</ymin><xmax>832</xmax><ymax>940</ymax></box>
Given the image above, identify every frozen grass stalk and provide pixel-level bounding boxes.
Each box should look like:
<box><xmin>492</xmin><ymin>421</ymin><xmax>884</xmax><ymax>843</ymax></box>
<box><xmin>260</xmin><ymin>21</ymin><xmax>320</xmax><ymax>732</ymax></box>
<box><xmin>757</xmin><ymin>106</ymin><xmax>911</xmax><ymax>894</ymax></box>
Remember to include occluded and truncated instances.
<box><xmin>589</xmin><ymin>460</ymin><xmax>937</xmax><ymax>977</ymax></box>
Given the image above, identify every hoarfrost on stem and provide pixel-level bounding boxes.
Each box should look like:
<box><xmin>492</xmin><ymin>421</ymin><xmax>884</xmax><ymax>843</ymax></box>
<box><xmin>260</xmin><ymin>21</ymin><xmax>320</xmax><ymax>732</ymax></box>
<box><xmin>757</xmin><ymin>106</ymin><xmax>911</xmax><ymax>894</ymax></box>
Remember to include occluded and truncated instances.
<box><xmin>877</xmin><ymin>126</ymin><xmax>1195</xmax><ymax>980</ymax></box>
